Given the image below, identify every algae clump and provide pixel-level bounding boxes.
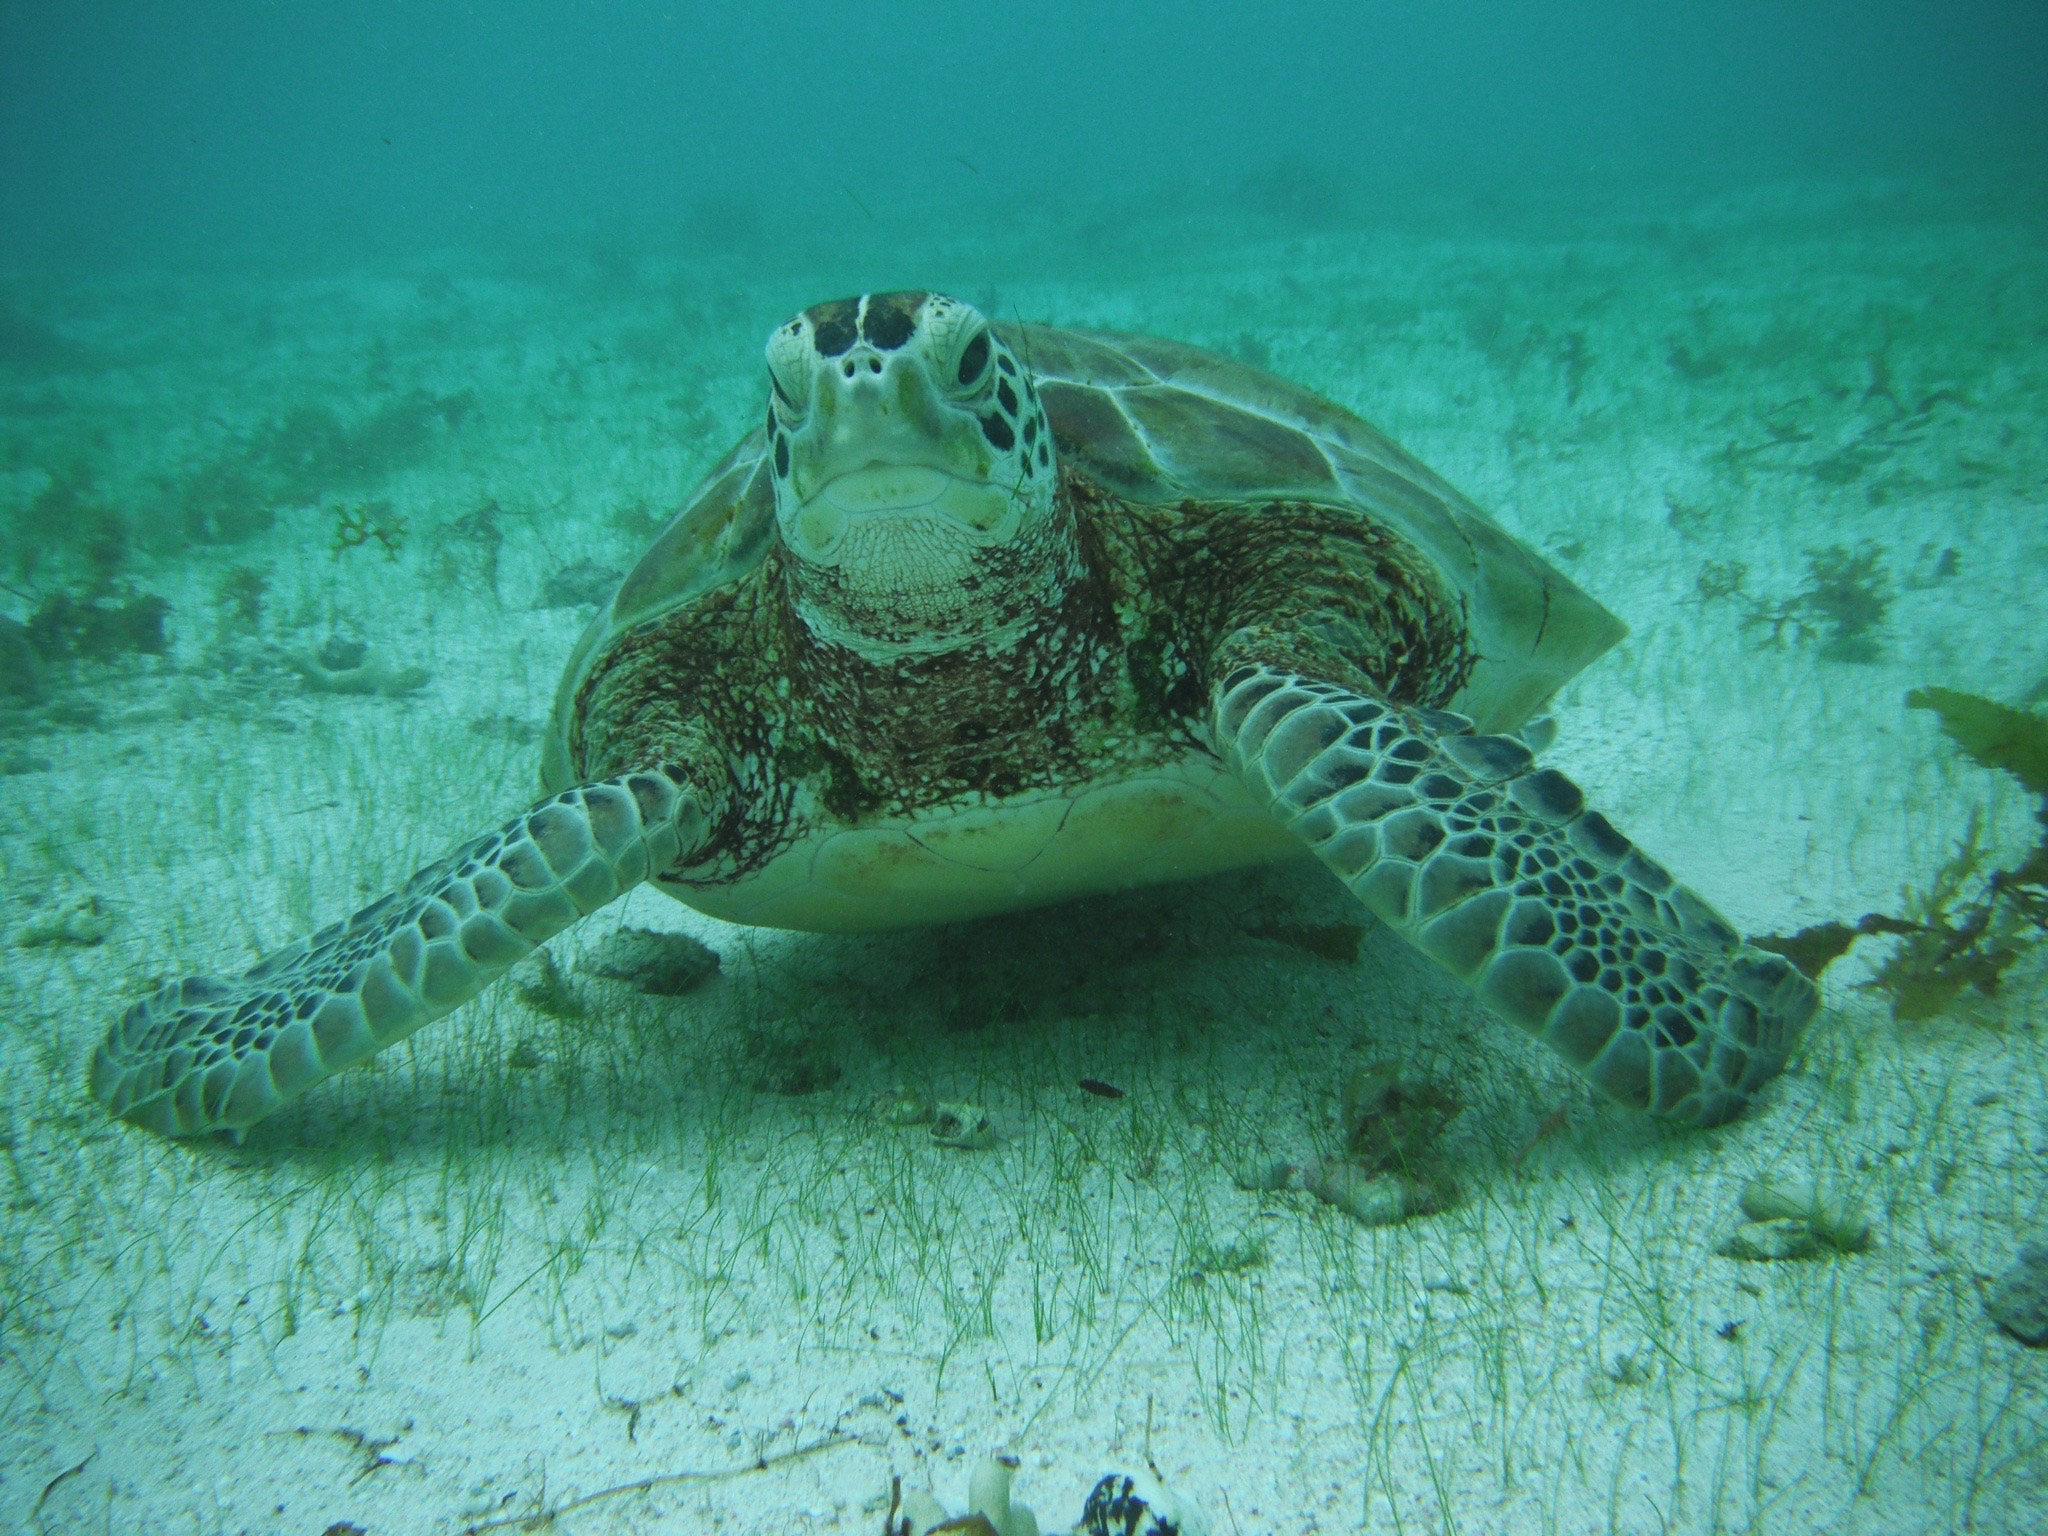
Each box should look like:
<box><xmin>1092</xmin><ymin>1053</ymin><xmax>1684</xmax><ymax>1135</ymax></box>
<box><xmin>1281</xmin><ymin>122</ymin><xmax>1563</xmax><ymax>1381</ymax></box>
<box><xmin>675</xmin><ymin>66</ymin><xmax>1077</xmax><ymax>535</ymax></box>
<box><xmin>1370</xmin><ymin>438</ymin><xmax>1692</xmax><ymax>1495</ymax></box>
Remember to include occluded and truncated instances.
<box><xmin>1757</xmin><ymin>686</ymin><xmax>2048</xmax><ymax>1021</ymax></box>
<box><xmin>1873</xmin><ymin>688</ymin><xmax>2048</xmax><ymax>1019</ymax></box>
<box><xmin>1906</xmin><ymin>686</ymin><xmax>2048</xmax><ymax>801</ymax></box>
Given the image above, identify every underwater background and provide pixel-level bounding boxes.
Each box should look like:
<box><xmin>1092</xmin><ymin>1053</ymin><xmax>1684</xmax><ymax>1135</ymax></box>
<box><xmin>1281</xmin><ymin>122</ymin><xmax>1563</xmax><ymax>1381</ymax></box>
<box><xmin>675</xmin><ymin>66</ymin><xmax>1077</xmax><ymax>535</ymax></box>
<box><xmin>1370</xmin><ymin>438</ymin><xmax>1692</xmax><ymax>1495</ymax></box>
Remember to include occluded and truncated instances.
<box><xmin>3</xmin><ymin>3</ymin><xmax>2047</xmax><ymax>1532</ymax></box>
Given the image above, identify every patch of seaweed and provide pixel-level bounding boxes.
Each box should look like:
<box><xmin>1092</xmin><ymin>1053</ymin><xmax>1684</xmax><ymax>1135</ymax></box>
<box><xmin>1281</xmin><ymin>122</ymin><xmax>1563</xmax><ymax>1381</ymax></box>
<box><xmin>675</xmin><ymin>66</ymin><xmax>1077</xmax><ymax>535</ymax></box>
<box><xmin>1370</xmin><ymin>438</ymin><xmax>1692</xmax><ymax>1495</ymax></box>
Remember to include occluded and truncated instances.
<box><xmin>212</xmin><ymin>564</ymin><xmax>268</xmax><ymax>634</ymax></box>
<box><xmin>330</xmin><ymin>501</ymin><xmax>409</xmax><ymax>561</ymax></box>
<box><xmin>1759</xmin><ymin>688</ymin><xmax>2048</xmax><ymax>1020</ymax></box>
<box><xmin>25</xmin><ymin>585</ymin><xmax>170</xmax><ymax>662</ymax></box>
<box><xmin>161</xmin><ymin>389</ymin><xmax>473</xmax><ymax>547</ymax></box>
<box><xmin>2</xmin><ymin>465</ymin><xmax>130</xmax><ymax>586</ymax></box>
<box><xmin>1698</xmin><ymin>542</ymin><xmax>1893</xmax><ymax>663</ymax></box>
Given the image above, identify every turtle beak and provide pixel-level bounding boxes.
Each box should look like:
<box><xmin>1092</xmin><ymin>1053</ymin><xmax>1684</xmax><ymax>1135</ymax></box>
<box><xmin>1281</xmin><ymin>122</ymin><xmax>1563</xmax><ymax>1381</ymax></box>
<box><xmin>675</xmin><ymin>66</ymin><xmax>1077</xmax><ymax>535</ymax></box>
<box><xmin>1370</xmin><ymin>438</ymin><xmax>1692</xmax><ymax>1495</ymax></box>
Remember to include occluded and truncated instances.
<box><xmin>779</xmin><ymin>341</ymin><xmax>1016</xmax><ymax>561</ymax></box>
<box><xmin>799</xmin><ymin>343</ymin><xmax>981</xmax><ymax>494</ymax></box>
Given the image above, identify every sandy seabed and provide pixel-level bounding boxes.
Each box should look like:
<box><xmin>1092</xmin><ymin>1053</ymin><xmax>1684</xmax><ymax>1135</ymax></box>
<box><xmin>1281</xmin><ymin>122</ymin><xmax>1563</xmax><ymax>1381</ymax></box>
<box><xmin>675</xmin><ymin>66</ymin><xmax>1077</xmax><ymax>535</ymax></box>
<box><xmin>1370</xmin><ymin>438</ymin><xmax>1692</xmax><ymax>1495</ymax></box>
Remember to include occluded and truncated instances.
<box><xmin>2</xmin><ymin>176</ymin><xmax>2046</xmax><ymax>1534</ymax></box>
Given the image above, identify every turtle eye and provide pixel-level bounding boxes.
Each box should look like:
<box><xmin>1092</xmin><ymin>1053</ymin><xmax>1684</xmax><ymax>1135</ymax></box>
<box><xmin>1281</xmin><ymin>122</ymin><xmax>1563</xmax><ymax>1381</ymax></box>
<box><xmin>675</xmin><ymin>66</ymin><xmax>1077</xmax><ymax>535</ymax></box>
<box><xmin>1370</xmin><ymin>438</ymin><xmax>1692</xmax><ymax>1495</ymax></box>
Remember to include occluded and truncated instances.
<box><xmin>956</xmin><ymin>329</ymin><xmax>991</xmax><ymax>388</ymax></box>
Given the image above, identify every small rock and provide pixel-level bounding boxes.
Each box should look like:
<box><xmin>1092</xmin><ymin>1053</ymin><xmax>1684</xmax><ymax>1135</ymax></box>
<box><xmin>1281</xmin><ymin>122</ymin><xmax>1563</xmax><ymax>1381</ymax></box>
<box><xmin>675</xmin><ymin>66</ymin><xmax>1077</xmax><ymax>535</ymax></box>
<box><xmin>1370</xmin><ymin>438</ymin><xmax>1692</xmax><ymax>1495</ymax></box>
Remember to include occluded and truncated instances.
<box><xmin>580</xmin><ymin>927</ymin><xmax>720</xmax><ymax>995</ymax></box>
<box><xmin>537</xmin><ymin>559</ymin><xmax>622</xmax><ymax>609</ymax></box>
<box><xmin>1987</xmin><ymin>1243</ymin><xmax>2048</xmax><ymax>1346</ymax></box>
<box><xmin>1716</xmin><ymin>1217</ymin><xmax>1821</xmax><ymax>1262</ymax></box>
<box><xmin>14</xmin><ymin>893</ymin><xmax>114</xmax><ymax>947</ymax></box>
<box><xmin>1740</xmin><ymin>1175</ymin><xmax>1870</xmax><ymax>1252</ymax></box>
<box><xmin>930</xmin><ymin>1103</ymin><xmax>995</xmax><ymax>1150</ymax></box>
<box><xmin>288</xmin><ymin>644</ymin><xmax>429</xmax><ymax>698</ymax></box>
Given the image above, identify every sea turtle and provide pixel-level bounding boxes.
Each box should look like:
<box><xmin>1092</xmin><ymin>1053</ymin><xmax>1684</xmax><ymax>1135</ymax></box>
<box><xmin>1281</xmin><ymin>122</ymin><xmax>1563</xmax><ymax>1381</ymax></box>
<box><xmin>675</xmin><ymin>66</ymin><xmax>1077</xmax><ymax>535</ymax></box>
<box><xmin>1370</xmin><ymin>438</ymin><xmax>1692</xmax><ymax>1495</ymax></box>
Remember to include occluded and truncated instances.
<box><xmin>93</xmin><ymin>291</ymin><xmax>1819</xmax><ymax>1139</ymax></box>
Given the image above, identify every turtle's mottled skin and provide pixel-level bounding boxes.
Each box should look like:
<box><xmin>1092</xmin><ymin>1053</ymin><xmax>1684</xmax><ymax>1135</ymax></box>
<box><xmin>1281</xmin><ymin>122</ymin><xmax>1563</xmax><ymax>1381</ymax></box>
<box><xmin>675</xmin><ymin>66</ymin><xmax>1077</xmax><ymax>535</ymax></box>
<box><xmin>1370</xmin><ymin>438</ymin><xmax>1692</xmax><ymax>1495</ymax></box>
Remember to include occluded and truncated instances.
<box><xmin>94</xmin><ymin>292</ymin><xmax>1819</xmax><ymax>1138</ymax></box>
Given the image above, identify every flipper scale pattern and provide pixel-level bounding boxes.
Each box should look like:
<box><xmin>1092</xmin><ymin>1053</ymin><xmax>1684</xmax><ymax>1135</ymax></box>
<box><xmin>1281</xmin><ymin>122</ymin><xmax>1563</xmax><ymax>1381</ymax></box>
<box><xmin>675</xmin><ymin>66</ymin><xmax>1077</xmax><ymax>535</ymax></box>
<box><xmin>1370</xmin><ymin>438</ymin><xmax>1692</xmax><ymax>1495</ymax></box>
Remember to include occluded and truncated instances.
<box><xmin>1215</xmin><ymin>666</ymin><xmax>1817</xmax><ymax>1126</ymax></box>
<box><xmin>92</xmin><ymin>771</ymin><xmax>702</xmax><ymax>1137</ymax></box>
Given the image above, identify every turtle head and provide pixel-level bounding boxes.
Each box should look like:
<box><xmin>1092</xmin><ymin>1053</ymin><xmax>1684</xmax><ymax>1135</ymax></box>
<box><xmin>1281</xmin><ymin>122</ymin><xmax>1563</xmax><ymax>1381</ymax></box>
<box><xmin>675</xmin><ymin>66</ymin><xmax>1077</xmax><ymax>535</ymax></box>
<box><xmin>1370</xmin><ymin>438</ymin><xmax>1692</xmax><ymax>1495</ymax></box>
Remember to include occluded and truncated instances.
<box><xmin>762</xmin><ymin>292</ymin><xmax>1063</xmax><ymax>651</ymax></box>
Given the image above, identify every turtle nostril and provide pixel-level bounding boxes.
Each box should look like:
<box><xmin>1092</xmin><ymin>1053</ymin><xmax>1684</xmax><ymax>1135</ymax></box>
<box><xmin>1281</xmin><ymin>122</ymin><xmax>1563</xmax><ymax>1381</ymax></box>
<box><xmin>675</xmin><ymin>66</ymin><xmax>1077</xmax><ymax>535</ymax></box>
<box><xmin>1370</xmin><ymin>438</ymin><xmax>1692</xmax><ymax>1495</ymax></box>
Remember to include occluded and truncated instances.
<box><xmin>842</xmin><ymin>360</ymin><xmax>855</xmax><ymax>378</ymax></box>
<box><xmin>867</xmin><ymin>357</ymin><xmax>881</xmax><ymax>374</ymax></box>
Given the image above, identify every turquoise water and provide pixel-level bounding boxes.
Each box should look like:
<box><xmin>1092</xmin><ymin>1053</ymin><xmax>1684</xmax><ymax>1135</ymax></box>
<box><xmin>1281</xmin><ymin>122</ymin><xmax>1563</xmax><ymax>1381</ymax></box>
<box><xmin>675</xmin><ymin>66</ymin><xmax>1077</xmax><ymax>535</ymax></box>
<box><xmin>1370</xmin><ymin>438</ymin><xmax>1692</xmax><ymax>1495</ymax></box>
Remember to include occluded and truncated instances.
<box><xmin>3</xmin><ymin>8</ymin><xmax>2046</xmax><ymax>1534</ymax></box>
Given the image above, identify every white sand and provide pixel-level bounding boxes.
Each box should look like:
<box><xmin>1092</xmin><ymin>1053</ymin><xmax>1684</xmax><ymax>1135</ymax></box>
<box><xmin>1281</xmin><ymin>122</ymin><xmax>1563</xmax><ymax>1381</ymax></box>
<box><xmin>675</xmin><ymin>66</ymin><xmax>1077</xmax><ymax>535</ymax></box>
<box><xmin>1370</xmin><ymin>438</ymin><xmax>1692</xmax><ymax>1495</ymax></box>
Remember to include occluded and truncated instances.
<box><xmin>2</xmin><ymin>176</ymin><xmax>2045</xmax><ymax>1534</ymax></box>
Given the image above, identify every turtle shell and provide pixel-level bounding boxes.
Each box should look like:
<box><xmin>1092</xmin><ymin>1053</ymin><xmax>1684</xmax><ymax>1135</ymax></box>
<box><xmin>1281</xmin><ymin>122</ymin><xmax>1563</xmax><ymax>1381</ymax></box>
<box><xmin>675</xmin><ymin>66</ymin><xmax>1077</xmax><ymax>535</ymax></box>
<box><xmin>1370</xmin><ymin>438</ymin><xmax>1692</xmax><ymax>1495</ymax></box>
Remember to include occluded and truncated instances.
<box><xmin>541</xmin><ymin>325</ymin><xmax>1624</xmax><ymax>790</ymax></box>
<box><xmin>1005</xmin><ymin>323</ymin><xmax>1626</xmax><ymax>732</ymax></box>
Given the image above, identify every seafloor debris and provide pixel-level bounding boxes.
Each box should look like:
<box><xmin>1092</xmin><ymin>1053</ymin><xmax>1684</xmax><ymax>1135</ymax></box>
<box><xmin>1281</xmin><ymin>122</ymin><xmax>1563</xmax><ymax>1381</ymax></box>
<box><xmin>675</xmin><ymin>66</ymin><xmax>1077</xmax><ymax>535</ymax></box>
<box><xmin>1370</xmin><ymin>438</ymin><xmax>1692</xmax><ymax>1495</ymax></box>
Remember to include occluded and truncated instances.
<box><xmin>887</xmin><ymin>1454</ymin><xmax>1210</xmax><ymax>1536</ymax></box>
<box><xmin>1714</xmin><ymin>1175</ymin><xmax>1870</xmax><ymax>1262</ymax></box>
<box><xmin>287</xmin><ymin>634</ymin><xmax>428</xmax><ymax>697</ymax></box>
<box><xmin>1276</xmin><ymin>1061</ymin><xmax>1464</xmax><ymax>1227</ymax></box>
<box><xmin>889</xmin><ymin>1454</ymin><xmax>1038</xmax><ymax>1536</ymax></box>
<box><xmin>1986</xmin><ymin>1244</ymin><xmax>2048</xmax><ymax>1347</ymax></box>
<box><xmin>1300</xmin><ymin>1159</ymin><xmax>1444</xmax><ymax>1227</ymax></box>
<box><xmin>929</xmin><ymin>1102</ymin><xmax>996</xmax><ymax>1150</ymax></box>
<box><xmin>579</xmin><ymin>926</ymin><xmax>720</xmax><ymax>995</ymax></box>
<box><xmin>1339</xmin><ymin>1061</ymin><xmax>1462</xmax><ymax>1170</ymax></box>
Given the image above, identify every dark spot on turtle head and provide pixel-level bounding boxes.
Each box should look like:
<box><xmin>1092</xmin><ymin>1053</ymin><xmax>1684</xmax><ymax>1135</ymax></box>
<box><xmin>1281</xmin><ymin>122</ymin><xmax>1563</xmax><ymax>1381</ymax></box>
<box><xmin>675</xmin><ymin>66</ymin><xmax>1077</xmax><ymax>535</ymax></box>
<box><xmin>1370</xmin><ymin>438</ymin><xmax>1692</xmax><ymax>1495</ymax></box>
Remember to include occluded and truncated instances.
<box><xmin>1022</xmin><ymin>412</ymin><xmax>1038</xmax><ymax>447</ymax></box>
<box><xmin>997</xmin><ymin>352</ymin><xmax>1016</xmax><ymax>376</ymax></box>
<box><xmin>1036</xmin><ymin>439</ymin><xmax>1050</xmax><ymax>468</ymax></box>
<box><xmin>996</xmin><ymin>378</ymin><xmax>1018</xmax><ymax>415</ymax></box>
<box><xmin>773</xmin><ymin>433</ymin><xmax>790</xmax><ymax>477</ymax></box>
<box><xmin>957</xmin><ymin>329</ymin><xmax>991</xmax><ymax>386</ymax></box>
<box><xmin>981</xmin><ymin>413</ymin><xmax>1016</xmax><ymax>451</ymax></box>
<box><xmin>806</xmin><ymin>297</ymin><xmax>859</xmax><ymax>357</ymax></box>
<box><xmin>861</xmin><ymin>291</ymin><xmax>925</xmax><ymax>351</ymax></box>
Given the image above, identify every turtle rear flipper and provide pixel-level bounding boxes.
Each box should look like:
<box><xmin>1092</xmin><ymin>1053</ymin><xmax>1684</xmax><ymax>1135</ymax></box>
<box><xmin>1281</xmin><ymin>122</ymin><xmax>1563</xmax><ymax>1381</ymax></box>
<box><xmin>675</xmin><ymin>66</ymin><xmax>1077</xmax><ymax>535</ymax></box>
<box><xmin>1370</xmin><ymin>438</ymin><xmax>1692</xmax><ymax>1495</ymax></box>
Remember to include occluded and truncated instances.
<box><xmin>1216</xmin><ymin>666</ymin><xmax>1818</xmax><ymax>1127</ymax></box>
<box><xmin>92</xmin><ymin>770</ymin><xmax>711</xmax><ymax>1138</ymax></box>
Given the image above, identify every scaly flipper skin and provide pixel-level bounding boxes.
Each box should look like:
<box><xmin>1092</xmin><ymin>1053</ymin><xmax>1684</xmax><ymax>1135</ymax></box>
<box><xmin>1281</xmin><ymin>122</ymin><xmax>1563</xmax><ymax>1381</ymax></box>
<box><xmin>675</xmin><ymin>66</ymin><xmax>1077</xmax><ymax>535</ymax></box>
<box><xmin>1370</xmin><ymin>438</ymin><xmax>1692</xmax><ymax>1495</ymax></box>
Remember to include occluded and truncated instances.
<box><xmin>1215</xmin><ymin>666</ymin><xmax>1818</xmax><ymax>1126</ymax></box>
<box><xmin>91</xmin><ymin>771</ymin><xmax>707</xmax><ymax>1138</ymax></box>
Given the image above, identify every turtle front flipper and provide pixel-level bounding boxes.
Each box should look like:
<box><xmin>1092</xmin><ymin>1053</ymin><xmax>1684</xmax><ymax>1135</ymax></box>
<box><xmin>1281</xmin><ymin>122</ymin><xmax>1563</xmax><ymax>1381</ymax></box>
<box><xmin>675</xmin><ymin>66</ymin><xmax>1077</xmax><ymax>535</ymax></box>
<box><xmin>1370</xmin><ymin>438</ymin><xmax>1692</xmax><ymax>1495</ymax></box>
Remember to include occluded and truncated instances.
<box><xmin>1214</xmin><ymin>666</ymin><xmax>1818</xmax><ymax>1127</ymax></box>
<box><xmin>92</xmin><ymin>770</ymin><xmax>712</xmax><ymax>1138</ymax></box>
